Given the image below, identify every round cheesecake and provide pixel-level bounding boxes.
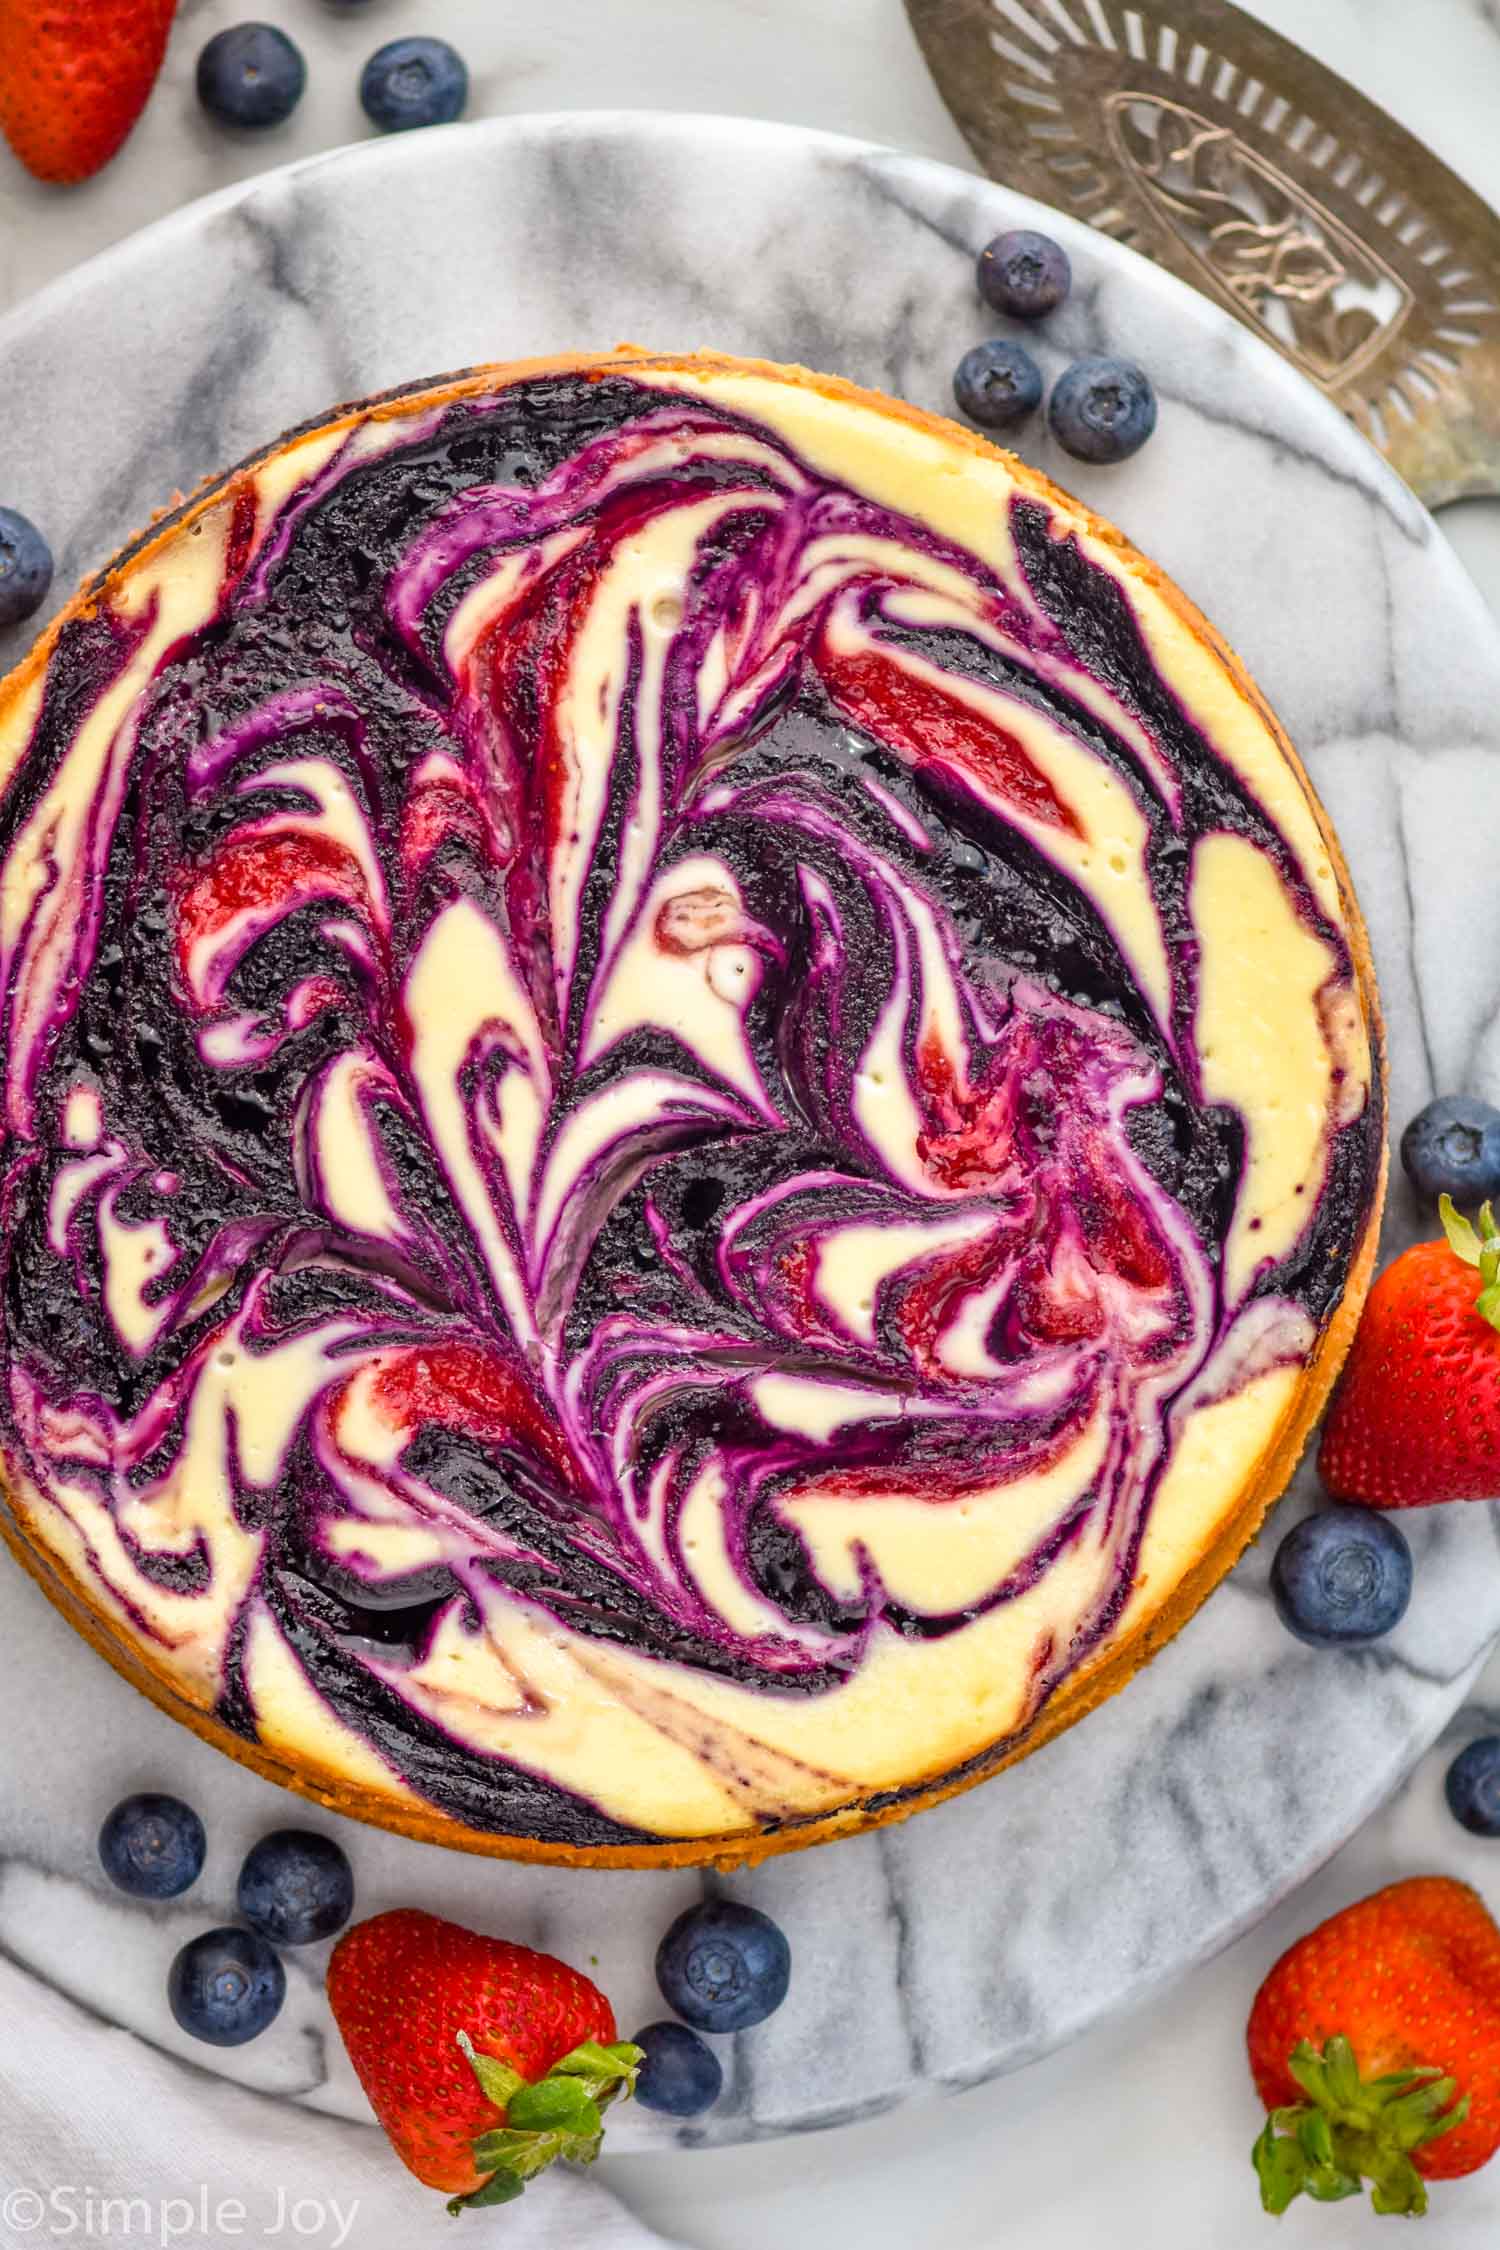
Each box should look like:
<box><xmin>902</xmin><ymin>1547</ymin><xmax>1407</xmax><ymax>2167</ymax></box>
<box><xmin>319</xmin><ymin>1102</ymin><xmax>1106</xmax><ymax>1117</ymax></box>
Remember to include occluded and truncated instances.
<box><xmin>0</xmin><ymin>351</ymin><xmax>1384</xmax><ymax>1864</ymax></box>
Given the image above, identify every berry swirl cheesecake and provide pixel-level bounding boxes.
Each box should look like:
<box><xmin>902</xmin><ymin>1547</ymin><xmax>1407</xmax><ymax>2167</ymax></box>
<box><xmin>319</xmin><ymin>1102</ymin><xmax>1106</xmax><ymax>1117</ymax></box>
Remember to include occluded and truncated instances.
<box><xmin>0</xmin><ymin>352</ymin><xmax>1383</xmax><ymax>1864</ymax></box>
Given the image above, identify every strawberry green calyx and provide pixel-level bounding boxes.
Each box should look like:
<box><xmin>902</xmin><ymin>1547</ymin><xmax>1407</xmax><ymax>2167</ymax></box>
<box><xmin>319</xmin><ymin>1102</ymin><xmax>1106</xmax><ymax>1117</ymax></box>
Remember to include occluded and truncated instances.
<box><xmin>1439</xmin><ymin>1195</ymin><xmax>1500</xmax><ymax>1331</ymax></box>
<box><xmin>447</xmin><ymin>2034</ymin><xmax>644</xmax><ymax>2214</ymax></box>
<box><xmin>1252</xmin><ymin>2035</ymin><xmax>1468</xmax><ymax>2219</ymax></box>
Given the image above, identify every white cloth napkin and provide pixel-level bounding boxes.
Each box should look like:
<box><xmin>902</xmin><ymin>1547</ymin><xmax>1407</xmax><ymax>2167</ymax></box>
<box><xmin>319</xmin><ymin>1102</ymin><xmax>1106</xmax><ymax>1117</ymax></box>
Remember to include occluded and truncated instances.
<box><xmin>0</xmin><ymin>1952</ymin><xmax>678</xmax><ymax>2250</ymax></box>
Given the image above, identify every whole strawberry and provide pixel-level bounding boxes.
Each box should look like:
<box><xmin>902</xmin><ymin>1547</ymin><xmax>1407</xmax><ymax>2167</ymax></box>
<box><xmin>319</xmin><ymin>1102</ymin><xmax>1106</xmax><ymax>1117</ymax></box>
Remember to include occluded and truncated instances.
<box><xmin>1247</xmin><ymin>1876</ymin><xmax>1500</xmax><ymax>2217</ymax></box>
<box><xmin>1319</xmin><ymin>1196</ymin><xmax>1500</xmax><ymax>1509</ymax></box>
<box><xmin>0</xmin><ymin>0</ymin><xmax>177</xmax><ymax>185</ymax></box>
<box><xmin>327</xmin><ymin>1909</ymin><xmax>640</xmax><ymax>2210</ymax></box>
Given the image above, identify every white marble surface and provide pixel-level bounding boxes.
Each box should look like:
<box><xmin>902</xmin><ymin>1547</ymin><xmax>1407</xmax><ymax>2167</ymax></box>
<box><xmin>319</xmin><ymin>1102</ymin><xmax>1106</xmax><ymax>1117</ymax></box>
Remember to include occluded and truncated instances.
<box><xmin>2</xmin><ymin>7</ymin><xmax>1500</xmax><ymax>2247</ymax></box>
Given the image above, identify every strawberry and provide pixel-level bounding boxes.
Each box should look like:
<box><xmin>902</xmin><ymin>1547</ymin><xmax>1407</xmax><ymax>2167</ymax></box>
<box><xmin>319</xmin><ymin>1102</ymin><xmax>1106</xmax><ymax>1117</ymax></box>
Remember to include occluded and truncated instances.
<box><xmin>1318</xmin><ymin>1196</ymin><xmax>1500</xmax><ymax>1509</ymax></box>
<box><xmin>326</xmin><ymin>1909</ymin><xmax>641</xmax><ymax>2211</ymax></box>
<box><xmin>0</xmin><ymin>0</ymin><xmax>177</xmax><ymax>187</ymax></box>
<box><xmin>1246</xmin><ymin>1877</ymin><xmax>1500</xmax><ymax>2217</ymax></box>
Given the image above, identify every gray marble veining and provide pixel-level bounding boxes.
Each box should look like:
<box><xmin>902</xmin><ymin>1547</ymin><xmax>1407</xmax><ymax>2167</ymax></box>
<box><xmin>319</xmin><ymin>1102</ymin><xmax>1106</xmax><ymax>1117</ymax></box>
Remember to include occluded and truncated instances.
<box><xmin>1</xmin><ymin>112</ymin><xmax>1499</xmax><ymax>2151</ymax></box>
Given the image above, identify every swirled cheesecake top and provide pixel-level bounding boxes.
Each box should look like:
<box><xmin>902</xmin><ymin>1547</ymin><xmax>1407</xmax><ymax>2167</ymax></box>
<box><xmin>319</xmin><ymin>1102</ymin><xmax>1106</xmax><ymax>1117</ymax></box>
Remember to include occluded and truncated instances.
<box><xmin>0</xmin><ymin>358</ymin><xmax>1379</xmax><ymax>1847</ymax></box>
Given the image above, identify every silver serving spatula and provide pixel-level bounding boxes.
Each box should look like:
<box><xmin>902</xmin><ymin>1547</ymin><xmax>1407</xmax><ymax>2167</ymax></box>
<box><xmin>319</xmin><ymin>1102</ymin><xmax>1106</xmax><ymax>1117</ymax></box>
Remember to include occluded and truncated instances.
<box><xmin>905</xmin><ymin>0</ymin><xmax>1500</xmax><ymax>506</ymax></box>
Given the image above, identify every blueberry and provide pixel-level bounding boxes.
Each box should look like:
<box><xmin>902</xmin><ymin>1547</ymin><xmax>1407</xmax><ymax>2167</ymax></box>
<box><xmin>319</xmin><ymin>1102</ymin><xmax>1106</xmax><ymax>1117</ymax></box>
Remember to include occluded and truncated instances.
<box><xmin>1048</xmin><ymin>355</ymin><xmax>1157</xmax><ymax>464</ymax></box>
<box><xmin>98</xmin><ymin>1794</ymin><xmax>205</xmax><ymax>1900</ymax></box>
<box><xmin>633</xmin><ymin>2020</ymin><xmax>724</xmax><ymax>2116</ymax></box>
<box><xmin>655</xmin><ymin>1900</ymin><xmax>790</xmax><ymax>2033</ymax></box>
<box><xmin>0</xmin><ymin>508</ymin><xmax>53</xmax><ymax>629</ymax></box>
<box><xmin>1271</xmin><ymin>1505</ymin><xmax>1412</xmax><ymax>1648</ymax></box>
<box><xmin>953</xmin><ymin>340</ymin><xmax>1043</xmax><ymax>431</ymax></box>
<box><xmin>977</xmin><ymin>229</ymin><xmax>1071</xmax><ymax>320</ymax></box>
<box><xmin>168</xmin><ymin>1927</ymin><xmax>285</xmax><ymax>2046</ymax></box>
<box><xmin>360</xmin><ymin>38</ymin><xmax>468</xmax><ymax>133</ymax></box>
<box><xmin>1401</xmin><ymin>1095</ymin><xmax>1500</xmax><ymax>1206</ymax></box>
<box><xmin>196</xmin><ymin>25</ymin><xmax>307</xmax><ymax>130</ymax></box>
<box><xmin>237</xmin><ymin>1829</ymin><xmax>354</xmax><ymax>1946</ymax></box>
<box><xmin>1446</xmin><ymin>1737</ymin><xmax>1500</xmax><ymax>1837</ymax></box>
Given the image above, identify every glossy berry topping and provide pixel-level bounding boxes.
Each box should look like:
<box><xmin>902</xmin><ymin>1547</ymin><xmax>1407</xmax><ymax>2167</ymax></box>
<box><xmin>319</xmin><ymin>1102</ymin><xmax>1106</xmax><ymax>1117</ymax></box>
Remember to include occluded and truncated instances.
<box><xmin>237</xmin><ymin>1828</ymin><xmax>355</xmax><ymax>1945</ymax></box>
<box><xmin>168</xmin><ymin>1926</ymin><xmax>286</xmax><ymax>2045</ymax></box>
<box><xmin>1048</xmin><ymin>355</ymin><xmax>1157</xmax><ymax>463</ymax></box>
<box><xmin>360</xmin><ymin>37</ymin><xmax>468</xmax><ymax>132</ymax></box>
<box><xmin>953</xmin><ymin>339</ymin><xmax>1044</xmax><ymax>431</ymax></box>
<box><xmin>1270</xmin><ymin>1505</ymin><xmax>1413</xmax><ymax>1647</ymax></box>
<box><xmin>0</xmin><ymin>366</ymin><xmax>1381</xmax><ymax>1854</ymax></box>
<box><xmin>1447</xmin><ymin>1737</ymin><xmax>1500</xmax><ymax>1838</ymax></box>
<box><xmin>98</xmin><ymin>1793</ymin><xmax>206</xmax><ymax>1899</ymax></box>
<box><xmin>633</xmin><ymin>2019</ymin><xmax>724</xmax><ymax>2116</ymax></box>
<box><xmin>977</xmin><ymin>229</ymin><xmax>1071</xmax><ymax>320</ymax></box>
<box><xmin>656</xmin><ymin>1900</ymin><xmax>791</xmax><ymax>2033</ymax></box>
<box><xmin>1401</xmin><ymin>1096</ymin><xmax>1500</xmax><ymax>1207</ymax></box>
<box><xmin>0</xmin><ymin>508</ymin><xmax>53</xmax><ymax>630</ymax></box>
<box><xmin>196</xmin><ymin>24</ymin><xmax>307</xmax><ymax>130</ymax></box>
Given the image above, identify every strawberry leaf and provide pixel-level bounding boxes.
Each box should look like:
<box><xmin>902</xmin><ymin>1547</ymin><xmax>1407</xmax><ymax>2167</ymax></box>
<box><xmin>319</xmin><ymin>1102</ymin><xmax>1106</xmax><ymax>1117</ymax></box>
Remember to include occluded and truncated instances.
<box><xmin>470</xmin><ymin>2126</ymin><xmax>581</xmax><ymax>2179</ymax></box>
<box><xmin>1441</xmin><ymin>1194</ymin><xmax>1483</xmax><ymax>1267</ymax></box>
<box><xmin>450</xmin><ymin>2031</ymin><xmax>643</xmax><ymax>2214</ymax></box>
<box><xmin>1390</xmin><ymin>2085</ymin><xmax>1468</xmax><ymax>2153</ymax></box>
<box><xmin>1252</xmin><ymin>2036</ymin><xmax>1465</xmax><ymax>2220</ymax></box>
<box><xmin>456</xmin><ymin>2031</ymin><xmax>524</xmax><ymax>2112</ymax></box>
<box><xmin>1320</xmin><ymin>2033</ymin><xmax>1363</xmax><ymax>2113</ymax></box>
<box><xmin>1439</xmin><ymin>1196</ymin><xmax>1500</xmax><ymax>1335</ymax></box>
<box><xmin>1369</xmin><ymin>2155</ymin><xmax>1429</xmax><ymax>2219</ymax></box>
<box><xmin>506</xmin><ymin>2078</ymin><xmax>602</xmax><ymax>2137</ymax></box>
<box><xmin>447</xmin><ymin>2171</ymin><xmax>525</xmax><ymax>2215</ymax></box>
<box><xmin>550</xmin><ymin>2039</ymin><xmax>645</xmax><ymax>2102</ymax></box>
<box><xmin>1298</xmin><ymin>2108</ymin><xmax>1336</xmax><ymax>2168</ymax></box>
<box><xmin>1367</xmin><ymin>2068</ymin><xmax>1438</xmax><ymax>2095</ymax></box>
<box><xmin>1303</xmin><ymin>2164</ymin><xmax>1361</xmax><ymax>2204</ymax></box>
<box><xmin>1254</xmin><ymin>2117</ymin><xmax>1308</xmax><ymax>2216</ymax></box>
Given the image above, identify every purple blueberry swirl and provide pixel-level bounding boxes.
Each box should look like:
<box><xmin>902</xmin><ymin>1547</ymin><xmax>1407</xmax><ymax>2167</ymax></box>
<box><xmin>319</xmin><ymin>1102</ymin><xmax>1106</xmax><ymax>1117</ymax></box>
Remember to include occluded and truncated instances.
<box><xmin>0</xmin><ymin>363</ymin><xmax>1380</xmax><ymax>1848</ymax></box>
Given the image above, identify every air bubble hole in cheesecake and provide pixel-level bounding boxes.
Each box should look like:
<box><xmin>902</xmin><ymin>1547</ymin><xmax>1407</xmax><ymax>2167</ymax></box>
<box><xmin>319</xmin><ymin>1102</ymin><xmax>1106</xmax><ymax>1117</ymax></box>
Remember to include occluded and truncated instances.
<box><xmin>0</xmin><ymin>355</ymin><xmax>1381</xmax><ymax>1857</ymax></box>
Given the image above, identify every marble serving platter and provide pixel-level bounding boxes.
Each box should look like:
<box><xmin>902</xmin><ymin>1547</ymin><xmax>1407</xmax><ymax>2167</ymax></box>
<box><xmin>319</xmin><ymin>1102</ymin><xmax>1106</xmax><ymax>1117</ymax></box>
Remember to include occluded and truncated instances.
<box><xmin>2</xmin><ymin>111</ymin><xmax>1499</xmax><ymax>2152</ymax></box>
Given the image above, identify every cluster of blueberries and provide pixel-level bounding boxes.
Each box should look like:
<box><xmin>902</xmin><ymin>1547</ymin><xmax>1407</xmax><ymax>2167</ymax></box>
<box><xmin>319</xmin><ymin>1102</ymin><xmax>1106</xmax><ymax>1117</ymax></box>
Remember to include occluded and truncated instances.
<box><xmin>99</xmin><ymin>1792</ymin><xmax>790</xmax><ymax>2119</ymax></box>
<box><xmin>952</xmin><ymin>228</ymin><xmax>1157</xmax><ymax>465</ymax></box>
<box><xmin>641</xmin><ymin>1896</ymin><xmax>792</xmax><ymax>2117</ymax></box>
<box><xmin>99</xmin><ymin>1798</ymin><xmax>354</xmax><ymax>2045</ymax></box>
<box><xmin>1269</xmin><ymin>1094</ymin><xmax>1500</xmax><ymax>1650</ymax></box>
<box><xmin>196</xmin><ymin>17</ymin><xmax>467</xmax><ymax>139</ymax></box>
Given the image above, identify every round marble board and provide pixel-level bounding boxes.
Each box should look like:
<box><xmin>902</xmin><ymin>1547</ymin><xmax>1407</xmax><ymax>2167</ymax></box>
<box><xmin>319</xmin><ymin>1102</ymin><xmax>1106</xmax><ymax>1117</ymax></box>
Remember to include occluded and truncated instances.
<box><xmin>2</xmin><ymin>110</ymin><xmax>1499</xmax><ymax>2151</ymax></box>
